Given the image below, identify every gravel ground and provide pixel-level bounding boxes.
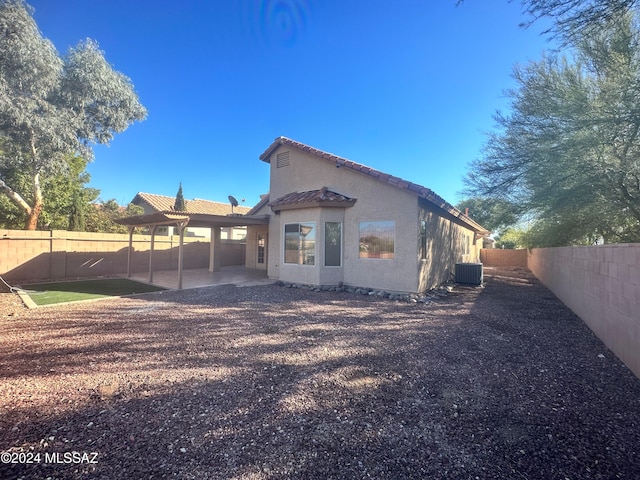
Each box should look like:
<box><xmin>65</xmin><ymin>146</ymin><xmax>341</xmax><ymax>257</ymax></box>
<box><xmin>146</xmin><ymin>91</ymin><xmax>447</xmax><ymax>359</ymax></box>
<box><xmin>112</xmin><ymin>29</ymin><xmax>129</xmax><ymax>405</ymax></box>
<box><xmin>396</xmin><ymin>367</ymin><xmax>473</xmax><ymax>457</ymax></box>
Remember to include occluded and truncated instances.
<box><xmin>0</xmin><ymin>267</ymin><xmax>639</xmax><ymax>480</ymax></box>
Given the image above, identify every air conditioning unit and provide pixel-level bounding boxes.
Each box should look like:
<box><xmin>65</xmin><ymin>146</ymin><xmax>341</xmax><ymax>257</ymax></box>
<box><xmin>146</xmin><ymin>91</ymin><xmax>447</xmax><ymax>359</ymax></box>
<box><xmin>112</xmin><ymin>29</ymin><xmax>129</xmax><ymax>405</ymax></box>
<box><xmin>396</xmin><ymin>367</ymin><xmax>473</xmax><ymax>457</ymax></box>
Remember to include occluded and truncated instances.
<box><xmin>455</xmin><ymin>263</ymin><xmax>483</xmax><ymax>286</ymax></box>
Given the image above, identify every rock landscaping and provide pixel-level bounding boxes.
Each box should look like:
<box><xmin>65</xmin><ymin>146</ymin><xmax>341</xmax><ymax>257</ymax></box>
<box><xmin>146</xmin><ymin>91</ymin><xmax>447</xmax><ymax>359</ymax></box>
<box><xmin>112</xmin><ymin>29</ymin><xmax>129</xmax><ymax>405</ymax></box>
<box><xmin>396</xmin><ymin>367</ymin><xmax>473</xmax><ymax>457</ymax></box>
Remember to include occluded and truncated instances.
<box><xmin>277</xmin><ymin>280</ymin><xmax>455</xmax><ymax>303</ymax></box>
<box><xmin>0</xmin><ymin>267</ymin><xmax>639</xmax><ymax>479</ymax></box>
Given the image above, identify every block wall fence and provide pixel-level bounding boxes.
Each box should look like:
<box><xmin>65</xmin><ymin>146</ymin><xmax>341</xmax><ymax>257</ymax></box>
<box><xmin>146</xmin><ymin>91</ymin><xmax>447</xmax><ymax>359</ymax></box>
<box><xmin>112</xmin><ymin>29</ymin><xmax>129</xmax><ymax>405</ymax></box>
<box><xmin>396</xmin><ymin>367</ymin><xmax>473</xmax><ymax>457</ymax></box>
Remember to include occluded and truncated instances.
<box><xmin>482</xmin><ymin>246</ymin><xmax>640</xmax><ymax>379</ymax></box>
<box><xmin>0</xmin><ymin>229</ymin><xmax>246</xmax><ymax>284</ymax></box>
<box><xmin>480</xmin><ymin>248</ymin><xmax>527</xmax><ymax>267</ymax></box>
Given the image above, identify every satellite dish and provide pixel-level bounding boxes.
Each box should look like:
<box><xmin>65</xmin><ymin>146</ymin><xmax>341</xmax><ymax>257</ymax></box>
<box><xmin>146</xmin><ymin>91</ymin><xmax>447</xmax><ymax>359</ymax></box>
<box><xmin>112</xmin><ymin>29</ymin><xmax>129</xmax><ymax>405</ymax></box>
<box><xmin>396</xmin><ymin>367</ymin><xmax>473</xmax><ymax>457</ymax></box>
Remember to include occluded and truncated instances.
<box><xmin>228</xmin><ymin>195</ymin><xmax>239</xmax><ymax>214</ymax></box>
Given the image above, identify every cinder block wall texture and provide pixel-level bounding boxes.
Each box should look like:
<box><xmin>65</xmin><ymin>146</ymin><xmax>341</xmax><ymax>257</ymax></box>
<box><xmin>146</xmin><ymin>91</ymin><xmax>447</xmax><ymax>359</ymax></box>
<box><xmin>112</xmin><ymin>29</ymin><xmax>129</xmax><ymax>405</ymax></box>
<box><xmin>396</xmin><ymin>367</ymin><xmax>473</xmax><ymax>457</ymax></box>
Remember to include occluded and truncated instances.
<box><xmin>480</xmin><ymin>248</ymin><xmax>527</xmax><ymax>267</ymax></box>
<box><xmin>527</xmin><ymin>245</ymin><xmax>640</xmax><ymax>379</ymax></box>
<box><xmin>1</xmin><ymin>230</ymin><xmax>245</xmax><ymax>283</ymax></box>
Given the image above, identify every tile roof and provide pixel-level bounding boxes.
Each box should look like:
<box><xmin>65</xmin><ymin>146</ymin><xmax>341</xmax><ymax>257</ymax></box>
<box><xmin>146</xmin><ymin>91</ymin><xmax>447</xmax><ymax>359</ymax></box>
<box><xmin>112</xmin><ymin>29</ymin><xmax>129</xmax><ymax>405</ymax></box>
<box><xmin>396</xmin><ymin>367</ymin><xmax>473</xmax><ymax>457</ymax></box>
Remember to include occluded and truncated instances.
<box><xmin>269</xmin><ymin>187</ymin><xmax>357</xmax><ymax>212</ymax></box>
<box><xmin>259</xmin><ymin>136</ymin><xmax>489</xmax><ymax>234</ymax></box>
<box><xmin>246</xmin><ymin>194</ymin><xmax>270</xmax><ymax>216</ymax></box>
<box><xmin>132</xmin><ymin>192</ymin><xmax>251</xmax><ymax>216</ymax></box>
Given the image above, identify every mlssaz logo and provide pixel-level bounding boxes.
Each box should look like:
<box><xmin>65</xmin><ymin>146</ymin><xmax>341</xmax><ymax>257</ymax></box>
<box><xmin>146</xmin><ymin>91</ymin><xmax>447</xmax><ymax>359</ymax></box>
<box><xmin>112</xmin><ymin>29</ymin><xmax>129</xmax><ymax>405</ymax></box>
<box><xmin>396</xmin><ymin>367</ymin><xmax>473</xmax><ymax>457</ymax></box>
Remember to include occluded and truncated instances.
<box><xmin>44</xmin><ymin>452</ymin><xmax>99</xmax><ymax>464</ymax></box>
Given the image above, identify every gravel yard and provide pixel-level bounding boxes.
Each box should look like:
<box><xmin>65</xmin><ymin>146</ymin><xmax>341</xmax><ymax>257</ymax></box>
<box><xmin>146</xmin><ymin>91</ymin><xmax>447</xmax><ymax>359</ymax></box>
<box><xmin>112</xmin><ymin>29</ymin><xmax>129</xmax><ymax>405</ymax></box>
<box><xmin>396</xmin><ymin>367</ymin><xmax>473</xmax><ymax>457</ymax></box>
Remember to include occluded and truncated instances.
<box><xmin>1</xmin><ymin>267</ymin><xmax>639</xmax><ymax>479</ymax></box>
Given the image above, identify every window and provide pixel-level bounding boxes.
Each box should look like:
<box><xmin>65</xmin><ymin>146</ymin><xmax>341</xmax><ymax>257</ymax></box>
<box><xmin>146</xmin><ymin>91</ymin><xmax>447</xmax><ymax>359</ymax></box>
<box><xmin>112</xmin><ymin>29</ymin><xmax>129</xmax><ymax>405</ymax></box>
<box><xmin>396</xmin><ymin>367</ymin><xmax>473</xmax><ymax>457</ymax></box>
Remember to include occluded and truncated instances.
<box><xmin>257</xmin><ymin>233</ymin><xmax>265</xmax><ymax>264</ymax></box>
<box><xmin>284</xmin><ymin>223</ymin><xmax>315</xmax><ymax>265</ymax></box>
<box><xmin>462</xmin><ymin>233</ymin><xmax>470</xmax><ymax>255</ymax></box>
<box><xmin>420</xmin><ymin>220</ymin><xmax>427</xmax><ymax>260</ymax></box>
<box><xmin>325</xmin><ymin>222</ymin><xmax>342</xmax><ymax>266</ymax></box>
<box><xmin>359</xmin><ymin>221</ymin><xmax>394</xmax><ymax>259</ymax></box>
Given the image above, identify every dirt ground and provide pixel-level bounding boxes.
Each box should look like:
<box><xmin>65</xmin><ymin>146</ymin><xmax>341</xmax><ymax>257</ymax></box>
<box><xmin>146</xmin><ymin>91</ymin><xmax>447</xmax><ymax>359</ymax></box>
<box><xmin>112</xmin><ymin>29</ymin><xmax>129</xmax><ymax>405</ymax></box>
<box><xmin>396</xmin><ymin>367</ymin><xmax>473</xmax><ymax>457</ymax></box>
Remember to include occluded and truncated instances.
<box><xmin>0</xmin><ymin>267</ymin><xmax>639</xmax><ymax>480</ymax></box>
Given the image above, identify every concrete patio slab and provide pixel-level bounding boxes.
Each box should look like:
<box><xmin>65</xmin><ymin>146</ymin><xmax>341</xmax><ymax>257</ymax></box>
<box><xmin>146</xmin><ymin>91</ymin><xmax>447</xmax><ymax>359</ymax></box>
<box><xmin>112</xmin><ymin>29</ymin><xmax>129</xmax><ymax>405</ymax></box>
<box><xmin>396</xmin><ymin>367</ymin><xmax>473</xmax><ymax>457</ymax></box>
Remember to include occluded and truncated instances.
<box><xmin>130</xmin><ymin>265</ymin><xmax>272</xmax><ymax>290</ymax></box>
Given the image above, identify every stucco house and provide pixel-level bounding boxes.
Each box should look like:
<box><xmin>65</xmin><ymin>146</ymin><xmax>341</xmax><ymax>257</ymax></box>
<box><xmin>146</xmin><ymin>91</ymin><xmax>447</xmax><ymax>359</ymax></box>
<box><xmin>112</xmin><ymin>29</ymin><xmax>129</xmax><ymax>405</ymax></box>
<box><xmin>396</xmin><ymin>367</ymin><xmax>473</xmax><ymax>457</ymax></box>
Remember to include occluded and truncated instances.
<box><xmin>244</xmin><ymin>137</ymin><xmax>489</xmax><ymax>293</ymax></box>
<box><xmin>131</xmin><ymin>192</ymin><xmax>250</xmax><ymax>239</ymax></box>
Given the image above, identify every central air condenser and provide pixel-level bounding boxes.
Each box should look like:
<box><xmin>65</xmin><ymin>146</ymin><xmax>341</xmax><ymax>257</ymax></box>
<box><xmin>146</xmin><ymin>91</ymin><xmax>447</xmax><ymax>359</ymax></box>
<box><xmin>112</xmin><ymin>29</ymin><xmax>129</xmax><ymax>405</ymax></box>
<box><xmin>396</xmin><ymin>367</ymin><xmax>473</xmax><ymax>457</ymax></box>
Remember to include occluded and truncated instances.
<box><xmin>455</xmin><ymin>263</ymin><xmax>483</xmax><ymax>286</ymax></box>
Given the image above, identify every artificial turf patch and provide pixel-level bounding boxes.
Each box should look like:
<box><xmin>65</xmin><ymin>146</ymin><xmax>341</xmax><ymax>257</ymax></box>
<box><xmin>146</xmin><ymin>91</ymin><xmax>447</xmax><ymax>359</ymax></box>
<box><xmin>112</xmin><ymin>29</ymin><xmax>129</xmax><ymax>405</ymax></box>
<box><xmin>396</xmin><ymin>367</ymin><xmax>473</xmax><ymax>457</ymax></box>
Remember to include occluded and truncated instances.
<box><xmin>22</xmin><ymin>278</ymin><xmax>165</xmax><ymax>306</ymax></box>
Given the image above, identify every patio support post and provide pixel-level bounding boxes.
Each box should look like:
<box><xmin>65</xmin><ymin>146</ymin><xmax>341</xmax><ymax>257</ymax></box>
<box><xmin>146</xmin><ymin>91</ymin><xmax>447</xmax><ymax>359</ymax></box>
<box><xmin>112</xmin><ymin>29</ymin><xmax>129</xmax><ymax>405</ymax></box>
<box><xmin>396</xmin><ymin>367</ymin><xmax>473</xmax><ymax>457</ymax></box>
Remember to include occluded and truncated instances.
<box><xmin>209</xmin><ymin>226</ymin><xmax>222</xmax><ymax>272</ymax></box>
<box><xmin>127</xmin><ymin>226</ymin><xmax>135</xmax><ymax>278</ymax></box>
<box><xmin>149</xmin><ymin>225</ymin><xmax>157</xmax><ymax>284</ymax></box>
<box><xmin>176</xmin><ymin>220</ymin><xmax>188</xmax><ymax>289</ymax></box>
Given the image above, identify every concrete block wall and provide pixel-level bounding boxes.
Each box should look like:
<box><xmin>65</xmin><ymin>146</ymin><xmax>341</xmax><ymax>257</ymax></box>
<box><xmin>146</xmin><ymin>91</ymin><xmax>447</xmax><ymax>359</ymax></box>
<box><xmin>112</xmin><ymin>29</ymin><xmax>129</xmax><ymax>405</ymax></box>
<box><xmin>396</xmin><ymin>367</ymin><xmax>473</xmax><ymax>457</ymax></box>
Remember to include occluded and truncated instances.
<box><xmin>480</xmin><ymin>248</ymin><xmax>527</xmax><ymax>267</ymax></box>
<box><xmin>527</xmin><ymin>245</ymin><xmax>640</xmax><ymax>379</ymax></box>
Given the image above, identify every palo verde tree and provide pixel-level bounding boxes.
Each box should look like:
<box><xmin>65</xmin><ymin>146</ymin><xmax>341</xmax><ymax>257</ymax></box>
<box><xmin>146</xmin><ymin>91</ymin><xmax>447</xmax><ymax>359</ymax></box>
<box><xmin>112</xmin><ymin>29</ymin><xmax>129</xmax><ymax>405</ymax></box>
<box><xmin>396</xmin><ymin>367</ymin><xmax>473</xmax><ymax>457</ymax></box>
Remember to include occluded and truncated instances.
<box><xmin>455</xmin><ymin>197</ymin><xmax>519</xmax><ymax>235</ymax></box>
<box><xmin>457</xmin><ymin>1</ymin><xmax>639</xmax><ymax>43</ymax></box>
<box><xmin>0</xmin><ymin>0</ymin><xmax>146</xmax><ymax>230</ymax></box>
<box><xmin>517</xmin><ymin>0</ymin><xmax>638</xmax><ymax>42</ymax></box>
<box><xmin>466</xmin><ymin>9</ymin><xmax>640</xmax><ymax>246</ymax></box>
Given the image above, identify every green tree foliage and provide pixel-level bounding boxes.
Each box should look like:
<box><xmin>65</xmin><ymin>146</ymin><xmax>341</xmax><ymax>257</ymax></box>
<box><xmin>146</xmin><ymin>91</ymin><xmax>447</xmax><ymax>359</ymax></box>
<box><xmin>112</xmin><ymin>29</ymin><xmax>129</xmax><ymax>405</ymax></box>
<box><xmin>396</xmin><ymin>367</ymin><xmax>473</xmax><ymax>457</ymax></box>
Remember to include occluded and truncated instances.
<box><xmin>39</xmin><ymin>155</ymin><xmax>100</xmax><ymax>230</ymax></box>
<box><xmin>455</xmin><ymin>197</ymin><xmax>519</xmax><ymax>234</ymax></box>
<box><xmin>85</xmin><ymin>200</ymin><xmax>144</xmax><ymax>234</ymax></box>
<box><xmin>0</xmin><ymin>154</ymin><xmax>99</xmax><ymax>230</ymax></box>
<box><xmin>0</xmin><ymin>0</ymin><xmax>146</xmax><ymax>230</ymax></box>
<box><xmin>457</xmin><ymin>1</ymin><xmax>638</xmax><ymax>43</ymax></box>
<box><xmin>174</xmin><ymin>183</ymin><xmax>186</xmax><ymax>211</ymax></box>
<box><xmin>68</xmin><ymin>191</ymin><xmax>85</xmax><ymax>231</ymax></box>
<box><xmin>495</xmin><ymin>227</ymin><xmax>528</xmax><ymax>249</ymax></box>
<box><xmin>518</xmin><ymin>0</ymin><xmax>638</xmax><ymax>42</ymax></box>
<box><xmin>467</xmin><ymin>11</ymin><xmax>640</xmax><ymax>246</ymax></box>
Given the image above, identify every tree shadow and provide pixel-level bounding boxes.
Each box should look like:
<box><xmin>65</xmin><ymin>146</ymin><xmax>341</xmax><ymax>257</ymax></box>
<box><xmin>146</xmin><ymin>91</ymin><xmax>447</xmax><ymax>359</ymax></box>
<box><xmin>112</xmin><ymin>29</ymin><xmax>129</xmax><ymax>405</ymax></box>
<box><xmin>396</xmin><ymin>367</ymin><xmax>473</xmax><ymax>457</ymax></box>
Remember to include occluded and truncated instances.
<box><xmin>1</xmin><ymin>277</ymin><xmax>639</xmax><ymax>479</ymax></box>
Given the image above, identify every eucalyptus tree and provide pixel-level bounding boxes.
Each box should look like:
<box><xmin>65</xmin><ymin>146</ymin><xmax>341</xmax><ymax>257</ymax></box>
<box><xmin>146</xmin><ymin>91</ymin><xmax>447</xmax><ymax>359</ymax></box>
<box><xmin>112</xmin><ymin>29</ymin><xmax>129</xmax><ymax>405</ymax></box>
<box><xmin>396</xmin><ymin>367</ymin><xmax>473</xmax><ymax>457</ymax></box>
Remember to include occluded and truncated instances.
<box><xmin>467</xmin><ymin>11</ymin><xmax>640</xmax><ymax>245</ymax></box>
<box><xmin>0</xmin><ymin>0</ymin><xmax>146</xmax><ymax>230</ymax></box>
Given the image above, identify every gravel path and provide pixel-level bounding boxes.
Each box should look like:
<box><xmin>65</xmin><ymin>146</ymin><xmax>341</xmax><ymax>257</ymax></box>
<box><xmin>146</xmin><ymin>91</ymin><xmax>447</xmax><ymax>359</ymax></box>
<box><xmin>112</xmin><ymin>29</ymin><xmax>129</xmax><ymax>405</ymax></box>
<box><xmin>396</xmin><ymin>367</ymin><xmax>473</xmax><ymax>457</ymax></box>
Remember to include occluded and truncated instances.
<box><xmin>0</xmin><ymin>267</ymin><xmax>639</xmax><ymax>479</ymax></box>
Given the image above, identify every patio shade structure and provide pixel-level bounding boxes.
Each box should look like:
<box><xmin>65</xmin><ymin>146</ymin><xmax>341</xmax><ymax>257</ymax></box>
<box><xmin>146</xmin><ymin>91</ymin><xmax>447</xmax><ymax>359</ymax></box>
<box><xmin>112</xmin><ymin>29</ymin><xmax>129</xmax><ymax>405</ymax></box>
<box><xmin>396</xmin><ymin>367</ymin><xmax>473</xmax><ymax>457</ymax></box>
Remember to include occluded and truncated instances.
<box><xmin>115</xmin><ymin>212</ymin><xmax>269</xmax><ymax>289</ymax></box>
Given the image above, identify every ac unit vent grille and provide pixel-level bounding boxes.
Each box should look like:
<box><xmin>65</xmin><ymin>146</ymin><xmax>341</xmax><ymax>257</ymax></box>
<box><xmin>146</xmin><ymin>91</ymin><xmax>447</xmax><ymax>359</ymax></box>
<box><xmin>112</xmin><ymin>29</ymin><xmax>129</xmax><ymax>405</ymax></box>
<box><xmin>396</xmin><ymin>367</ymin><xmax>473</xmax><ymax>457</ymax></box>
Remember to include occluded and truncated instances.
<box><xmin>455</xmin><ymin>263</ymin><xmax>483</xmax><ymax>285</ymax></box>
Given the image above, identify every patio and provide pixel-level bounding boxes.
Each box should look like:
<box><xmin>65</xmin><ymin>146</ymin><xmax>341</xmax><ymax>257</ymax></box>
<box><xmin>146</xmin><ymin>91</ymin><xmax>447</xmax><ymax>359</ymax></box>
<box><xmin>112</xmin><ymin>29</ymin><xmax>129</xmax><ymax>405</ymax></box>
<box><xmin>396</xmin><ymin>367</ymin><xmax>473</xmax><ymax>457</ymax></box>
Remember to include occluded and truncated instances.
<box><xmin>129</xmin><ymin>265</ymin><xmax>272</xmax><ymax>290</ymax></box>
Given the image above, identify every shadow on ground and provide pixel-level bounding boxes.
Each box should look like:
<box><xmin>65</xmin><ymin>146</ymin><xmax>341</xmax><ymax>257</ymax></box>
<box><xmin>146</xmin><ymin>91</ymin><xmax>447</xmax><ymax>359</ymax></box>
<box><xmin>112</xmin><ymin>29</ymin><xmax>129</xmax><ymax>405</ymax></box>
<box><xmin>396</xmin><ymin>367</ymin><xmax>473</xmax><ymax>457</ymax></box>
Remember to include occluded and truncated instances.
<box><xmin>0</xmin><ymin>267</ymin><xmax>638</xmax><ymax>479</ymax></box>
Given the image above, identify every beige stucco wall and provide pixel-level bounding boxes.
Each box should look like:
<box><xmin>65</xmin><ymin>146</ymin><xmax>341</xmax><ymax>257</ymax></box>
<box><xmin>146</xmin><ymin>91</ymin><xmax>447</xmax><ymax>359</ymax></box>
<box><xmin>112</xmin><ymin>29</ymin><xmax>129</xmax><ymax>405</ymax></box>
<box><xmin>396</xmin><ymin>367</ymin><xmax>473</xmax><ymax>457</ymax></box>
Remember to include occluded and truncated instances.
<box><xmin>264</xmin><ymin>144</ymin><xmax>480</xmax><ymax>292</ymax></box>
<box><xmin>418</xmin><ymin>207</ymin><xmax>475</xmax><ymax>291</ymax></box>
<box><xmin>528</xmin><ymin>245</ymin><xmax>640</xmax><ymax>379</ymax></box>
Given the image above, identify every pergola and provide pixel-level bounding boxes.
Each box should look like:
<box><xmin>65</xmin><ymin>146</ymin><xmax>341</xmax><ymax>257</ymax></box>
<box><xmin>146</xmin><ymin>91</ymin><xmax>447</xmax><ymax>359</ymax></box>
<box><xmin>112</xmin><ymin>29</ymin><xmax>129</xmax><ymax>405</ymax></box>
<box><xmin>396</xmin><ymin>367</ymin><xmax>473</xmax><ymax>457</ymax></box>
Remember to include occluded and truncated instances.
<box><xmin>116</xmin><ymin>212</ymin><xmax>269</xmax><ymax>289</ymax></box>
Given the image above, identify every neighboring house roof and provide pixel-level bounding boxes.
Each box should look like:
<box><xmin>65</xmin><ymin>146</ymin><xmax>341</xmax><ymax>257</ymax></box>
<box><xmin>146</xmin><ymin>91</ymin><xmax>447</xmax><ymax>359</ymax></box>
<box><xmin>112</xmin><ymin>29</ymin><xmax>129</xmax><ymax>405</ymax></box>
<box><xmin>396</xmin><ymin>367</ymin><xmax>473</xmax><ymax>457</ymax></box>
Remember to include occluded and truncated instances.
<box><xmin>132</xmin><ymin>192</ymin><xmax>251</xmax><ymax>216</ymax></box>
<box><xmin>260</xmin><ymin>136</ymin><xmax>489</xmax><ymax>234</ymax></box>
<box><xmin>270</xmin><ymin>187</ymin><xmax>357</xmax><ymax>212</ymax></box>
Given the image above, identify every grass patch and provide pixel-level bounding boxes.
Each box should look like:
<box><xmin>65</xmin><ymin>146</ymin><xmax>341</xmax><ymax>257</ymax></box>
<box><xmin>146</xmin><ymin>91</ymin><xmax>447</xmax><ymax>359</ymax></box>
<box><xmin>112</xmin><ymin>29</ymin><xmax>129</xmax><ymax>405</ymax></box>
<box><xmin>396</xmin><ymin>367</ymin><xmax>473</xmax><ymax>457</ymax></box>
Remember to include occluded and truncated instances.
<box><xmin>22</xmin><ymin>278</ymin><xmax>166</xmax><ymax>306</ymax></box>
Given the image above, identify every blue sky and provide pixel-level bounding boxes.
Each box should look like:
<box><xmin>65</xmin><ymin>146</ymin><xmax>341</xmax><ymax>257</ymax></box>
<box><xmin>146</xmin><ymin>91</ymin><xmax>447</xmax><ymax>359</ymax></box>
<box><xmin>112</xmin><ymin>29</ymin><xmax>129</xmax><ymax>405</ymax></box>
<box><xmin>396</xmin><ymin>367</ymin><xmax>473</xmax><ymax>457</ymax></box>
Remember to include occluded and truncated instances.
<box><xmin>28</xmin><ymin>0</ymin><xmax>553</xmax><ymax>210</ymax></box>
